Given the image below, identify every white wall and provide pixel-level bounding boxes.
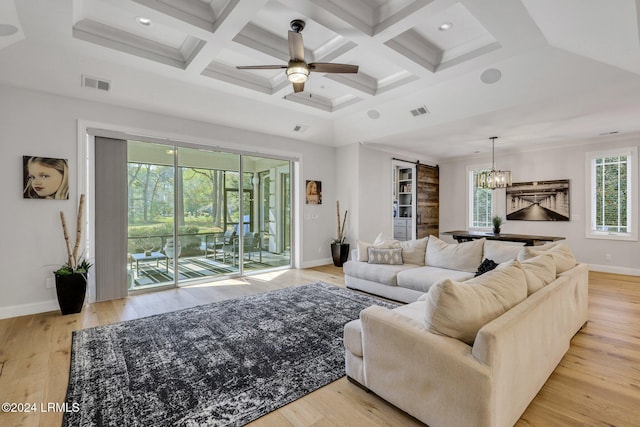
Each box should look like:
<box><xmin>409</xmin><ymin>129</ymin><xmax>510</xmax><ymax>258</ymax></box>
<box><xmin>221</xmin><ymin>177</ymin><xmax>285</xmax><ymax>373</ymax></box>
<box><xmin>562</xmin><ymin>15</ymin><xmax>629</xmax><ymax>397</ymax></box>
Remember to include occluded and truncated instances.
<box><xmin>0</xmin><ymin>84</ymin><xmax>337</xmax><ymax>318</ymax></box>
<box><xmin>439</xmin><ymin>134</ymin><xmax>640</xmax><ymax>275</ymax></box>
<box><xmin>336</xmin><ymin>143</ymin><xmax>435</xmax><ymax>244</ymax></box>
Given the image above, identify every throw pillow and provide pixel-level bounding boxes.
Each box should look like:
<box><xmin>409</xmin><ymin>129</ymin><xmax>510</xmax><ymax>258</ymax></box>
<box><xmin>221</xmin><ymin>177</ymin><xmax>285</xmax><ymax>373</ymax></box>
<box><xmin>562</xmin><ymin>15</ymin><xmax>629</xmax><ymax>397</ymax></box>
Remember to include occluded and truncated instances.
<box><xmin>399</xmin><ymin>236</ymin><xmax>428</xmax><ymax>265</ymax></box>
<box><xmin>425</xmin><ymin>235</ymin><xmax>485</xmax><ymax>273</ymax></box>
<box><xmin>367</xmin><ymin>247</ymin><xmax>403</xmax><ymax>265</ymax></box>
<box><xmin>483</xmin><ymin>240</ymin><xmax>524</xmax><ymax>263</ymax></box>
<box><xmin>373</xmin><ymin>233</ymin><xmax>401</xmax><ymax>249</ymax></box>
<box><xmin>475</xmin><ymin>258</ymin><xmax>498</xmax><ymax>277</ymax></box>
<box><xmin>519</xmin><ymin>254</ymin><xmax>556</xmax><ymax>295</ymax></box>
<box><xmin>518</xmin><ymin>242</ymin><xmax>576</xmax><ymax>274</ymax></box>
<box><xmin>424</xmin><ymin>262</ymin><xmax>527</xmax><ymax>345</ymax></box>
<box><xmin>356</xmin><ymin>240</ymin><xmax>372</xmax><ymax>262</ymax></box>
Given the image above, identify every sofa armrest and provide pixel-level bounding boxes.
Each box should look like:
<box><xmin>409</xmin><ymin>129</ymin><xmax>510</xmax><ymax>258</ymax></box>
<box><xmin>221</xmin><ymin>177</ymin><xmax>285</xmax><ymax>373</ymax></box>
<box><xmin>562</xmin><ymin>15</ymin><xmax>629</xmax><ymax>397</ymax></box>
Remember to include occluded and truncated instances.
<box><xmin>360</xmin><ymin>305</ymin><xmax>493</xmax><ymax>427</ymax></box>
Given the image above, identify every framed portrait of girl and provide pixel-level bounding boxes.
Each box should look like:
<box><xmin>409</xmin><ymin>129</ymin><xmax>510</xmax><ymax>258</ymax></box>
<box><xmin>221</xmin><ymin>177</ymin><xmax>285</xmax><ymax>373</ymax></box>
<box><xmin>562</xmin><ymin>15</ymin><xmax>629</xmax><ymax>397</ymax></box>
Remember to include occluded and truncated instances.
<box><xmin>23</xmin><ymin>155</ymin><xmax>69</xmax><ymax>200</ymax></box>
<box><xmin>306</xmin><ymin>180</ymin><xmax>321</xmax><ymax>204</ymax></box>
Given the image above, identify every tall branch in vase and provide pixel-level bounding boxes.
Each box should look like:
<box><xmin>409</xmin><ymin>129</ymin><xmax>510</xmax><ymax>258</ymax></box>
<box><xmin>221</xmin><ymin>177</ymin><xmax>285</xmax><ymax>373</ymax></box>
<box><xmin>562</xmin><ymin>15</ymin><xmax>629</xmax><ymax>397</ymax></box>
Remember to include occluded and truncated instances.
<box><xmin>335</xmin><ymin>201</ymin><xmax>348</xmax><ymax>244</ymax></box>
<box><xmin>58</xmin><ymin>194</ymin><xmax>90</xmax><ymax>274</ymax></box>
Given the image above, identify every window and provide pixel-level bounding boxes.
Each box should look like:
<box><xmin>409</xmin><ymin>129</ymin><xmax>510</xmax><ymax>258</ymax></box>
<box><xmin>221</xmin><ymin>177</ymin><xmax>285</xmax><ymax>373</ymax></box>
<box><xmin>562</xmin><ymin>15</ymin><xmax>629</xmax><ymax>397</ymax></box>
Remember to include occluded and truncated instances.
<box><xmin>468</xmin><ymin>167</ymin><xmax>493</xmax><ymax>228</ymax></box>
<box><xmin>587</xmin><ymin>147</ymin><xmax>638</xmax><ymax>241</ymax></box>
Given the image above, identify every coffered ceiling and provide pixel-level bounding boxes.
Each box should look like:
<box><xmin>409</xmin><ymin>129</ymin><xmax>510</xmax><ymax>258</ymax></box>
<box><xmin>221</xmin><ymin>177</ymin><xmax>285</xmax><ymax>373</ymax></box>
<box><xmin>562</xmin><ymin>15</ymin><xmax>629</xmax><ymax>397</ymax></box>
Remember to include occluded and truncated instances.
<box><xmin>1</xmin><ymin>0</ymin><xmax>640</xmax><ymax>160</ymax></box>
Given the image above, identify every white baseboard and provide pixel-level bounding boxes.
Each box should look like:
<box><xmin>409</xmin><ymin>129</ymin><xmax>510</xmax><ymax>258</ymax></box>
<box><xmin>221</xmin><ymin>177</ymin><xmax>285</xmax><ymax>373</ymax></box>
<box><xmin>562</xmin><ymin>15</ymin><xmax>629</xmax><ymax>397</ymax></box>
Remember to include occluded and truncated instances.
<box><xmin>0</xmin><ymin>299</ymin><xmax>59</xmax><ymax>320</ymax></box>
<box><xmin>588</xmin><ymin>263</ymin><xmax>640</xmax><ymax>276</ymax></box>
<box><xmin>302</xmin><ymin>258</ymin><xmax>333</xmax><ymax>268</ymax></box>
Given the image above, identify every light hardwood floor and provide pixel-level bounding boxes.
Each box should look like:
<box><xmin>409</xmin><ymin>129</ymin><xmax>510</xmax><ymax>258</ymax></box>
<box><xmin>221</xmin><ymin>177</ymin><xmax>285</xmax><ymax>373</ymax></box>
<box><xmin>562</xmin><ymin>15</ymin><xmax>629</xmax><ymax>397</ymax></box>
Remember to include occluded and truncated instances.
<box><xmin>0</xmin><ymin>267</ymin><xmax>638</xmax><ymax>426</ymax></box>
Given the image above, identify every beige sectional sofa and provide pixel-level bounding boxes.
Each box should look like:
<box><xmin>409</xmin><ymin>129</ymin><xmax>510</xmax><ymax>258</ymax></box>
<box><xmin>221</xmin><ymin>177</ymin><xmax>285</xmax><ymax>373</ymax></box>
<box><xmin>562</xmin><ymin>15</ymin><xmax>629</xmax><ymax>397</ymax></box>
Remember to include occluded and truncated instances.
<box><xmin>344</xmin><ymin>237</ymin><xmax>589</xmax><ymax>427</ymax></box>
<box><xmin>344</xmin><ymin>235</ymin><xmax>522</xmax><ymax>303</ymax></box>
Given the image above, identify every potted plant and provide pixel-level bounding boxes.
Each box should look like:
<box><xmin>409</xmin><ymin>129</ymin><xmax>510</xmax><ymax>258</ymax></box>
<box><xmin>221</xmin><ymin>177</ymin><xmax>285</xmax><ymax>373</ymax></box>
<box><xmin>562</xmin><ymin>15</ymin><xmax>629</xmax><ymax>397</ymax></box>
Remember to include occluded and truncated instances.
<box><xmin>331</xmin><ymin>201</ymin><xmax>350</xmax><ymax>267</ymax></box>
<box><xmin>492</xmin><ymin>215</ymin><xmax>503</xmax><ymax>234</ymax></box>
<box><xmin>54</xmin><ymin>194</ymin><xmax>92</xmax><ymax>315</ymax></box>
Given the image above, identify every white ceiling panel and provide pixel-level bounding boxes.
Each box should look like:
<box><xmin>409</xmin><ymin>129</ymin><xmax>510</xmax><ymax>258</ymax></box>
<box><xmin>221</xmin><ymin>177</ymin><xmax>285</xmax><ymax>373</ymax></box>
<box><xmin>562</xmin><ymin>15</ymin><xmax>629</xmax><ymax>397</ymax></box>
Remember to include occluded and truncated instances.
<box><xmin>2</xmin><ymin>0</ymin><xmax>640</xmax><ymax>160</ymax></box>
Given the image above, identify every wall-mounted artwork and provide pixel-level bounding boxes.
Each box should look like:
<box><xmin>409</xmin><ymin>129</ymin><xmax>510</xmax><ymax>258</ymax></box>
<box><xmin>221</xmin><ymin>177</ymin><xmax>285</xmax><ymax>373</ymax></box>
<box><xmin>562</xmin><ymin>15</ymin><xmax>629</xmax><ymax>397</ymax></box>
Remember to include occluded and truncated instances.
<box><xmin>506</xmin><ymin>180</ymin><xmax>569</xmax><ymax>221</ymax></box>
<box><xmin>23</xmin><ymin>155</ymin><xmax>69</xmax><ymax>200</ymax></box>
<box><xmin>305</xmin><ymin>180</ymin><xmax>322</xmax><ymax>204</ymax></box>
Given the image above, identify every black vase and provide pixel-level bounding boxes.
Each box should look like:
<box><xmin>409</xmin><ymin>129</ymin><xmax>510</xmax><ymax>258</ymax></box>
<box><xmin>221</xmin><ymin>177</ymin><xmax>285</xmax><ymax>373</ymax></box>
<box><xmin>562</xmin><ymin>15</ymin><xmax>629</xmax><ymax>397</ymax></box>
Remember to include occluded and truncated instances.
<box><xmin>331</xmin><ymin>243</ymin><xmax>350</xmax><ymax>267</ymax></box>
<box><xmin>493</xmin><ymin>226</ymin><xmax>501</xmax><ymax>234</ymax></box>
<box><xmin>55</xmin><ymin>273</ymin><xmax>87</xmax><ymax>315</ymax></box>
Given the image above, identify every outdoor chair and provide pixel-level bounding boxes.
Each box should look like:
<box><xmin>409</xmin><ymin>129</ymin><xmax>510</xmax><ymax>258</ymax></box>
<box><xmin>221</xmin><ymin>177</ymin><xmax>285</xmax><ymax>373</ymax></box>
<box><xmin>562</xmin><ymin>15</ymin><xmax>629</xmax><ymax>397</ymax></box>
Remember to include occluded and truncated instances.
<box><xmin>222</xmin><ymin>232</ymin><xmax>261</xmax><ymax>266</ymax></box>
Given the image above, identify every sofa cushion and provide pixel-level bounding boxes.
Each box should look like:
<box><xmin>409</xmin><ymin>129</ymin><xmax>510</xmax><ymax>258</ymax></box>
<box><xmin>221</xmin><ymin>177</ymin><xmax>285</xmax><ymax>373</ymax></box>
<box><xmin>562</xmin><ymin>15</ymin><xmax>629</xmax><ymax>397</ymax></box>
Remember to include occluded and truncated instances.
<box><xmin>355</xmin><ymin>240</ymin><xmax>373</xmax><ymax>262</ymax></box>
<box><xmin>424</xmin><ymin>262</ymin><xmax>527</xmax><ymax>345</ymax></box>
<box><xmin>399</xmin><ymin>237</ymin><xmax>428</xmax><ymax>265</ymax></box>
<box><xmin>483</xmin><ymin>240</ymin><xmax>524</xmax><ymax>263</ymax></box>
<box><xmin>344</xmin><ymin>319</ymin><xmax>363</xmax><ymax>357</ymax></box>
<box><xmin>356</xmin><ymin>233</ymin><xmax>405</xmax><ymax>261</ymax></box>
<box><xmin>425</xmin><ymin>236</ymin><xmax>485</xmax><ymax>273</ymax></box>
<box><xmin>519</xmin><ymin>254</ymin><xmax>556</xmax><ymax>295</ymax></box>
<box><xmin>518</xmin><ymin>242</ymin><xmax>576</xmax><ymax>274</ymax></box>
<box><xmin>398</xmin><ymin>266</ymin><xmax>475</xmax><ymax>293</ymax></box>
<box><xmin>368</xmin><ymin>247</ymin><xmax>403</xmax><ymax>265</ymax></box>
<box><xmin>374</xmin><ymin>233</ymin><xmax>402</xmax><ymax>248</ymax></box>
<box><xmin>343</xmin><ymin>260</ymin><xmax>418</xmax><ymax>286</ymax></box>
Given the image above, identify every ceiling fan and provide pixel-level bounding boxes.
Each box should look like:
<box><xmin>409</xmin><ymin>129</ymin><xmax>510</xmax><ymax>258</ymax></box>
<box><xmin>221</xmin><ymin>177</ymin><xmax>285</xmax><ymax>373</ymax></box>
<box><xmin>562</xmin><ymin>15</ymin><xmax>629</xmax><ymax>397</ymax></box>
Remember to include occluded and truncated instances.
<box><xmin>236</xmin><ymin>19</ymin><xmax>359</xmax><ymax>93</ymax></box>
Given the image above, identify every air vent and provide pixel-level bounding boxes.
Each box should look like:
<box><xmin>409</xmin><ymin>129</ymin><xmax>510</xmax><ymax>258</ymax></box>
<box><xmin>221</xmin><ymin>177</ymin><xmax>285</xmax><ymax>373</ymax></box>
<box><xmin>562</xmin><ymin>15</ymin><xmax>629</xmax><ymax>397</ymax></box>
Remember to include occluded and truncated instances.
<box><xmin>293</xmin><ymin>124</ymin><xmax>308</xmax><ymax>133</ymax></box>
<box><xmin>410</xmin><ymin>106</ymin><xmax>429</xmax><ymax>117</ymax></box>
<box><xmin>82</xmin><ymin>75</ymin><xmax>111</xmax><ymax>92</ymax></box>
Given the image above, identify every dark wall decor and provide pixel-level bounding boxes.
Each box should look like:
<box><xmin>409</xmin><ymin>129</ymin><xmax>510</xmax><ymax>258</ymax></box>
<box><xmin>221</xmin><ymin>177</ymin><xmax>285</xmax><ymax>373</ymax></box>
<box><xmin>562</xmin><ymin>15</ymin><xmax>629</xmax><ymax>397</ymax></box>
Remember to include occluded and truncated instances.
<box><xmin>305</xmin><ymin>180</ymin><xmax>321</xmax><ymax>204</ymax></box>
<box><xmin>506</xmin><ymin>180</ymin><xmax>570</xmax><ymax>221</ymax></box>
<box><xmin>23</xmin><ymin>155</ymin><xmax>69</xmax><ymax>199</ymax></box>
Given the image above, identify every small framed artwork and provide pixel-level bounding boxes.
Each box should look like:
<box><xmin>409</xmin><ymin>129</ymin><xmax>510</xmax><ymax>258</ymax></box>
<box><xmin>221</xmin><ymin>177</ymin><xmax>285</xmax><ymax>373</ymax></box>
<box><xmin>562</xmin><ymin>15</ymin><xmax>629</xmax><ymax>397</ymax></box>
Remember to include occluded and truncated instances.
<box><xmin>23</xmin><ymin>155</ymin><xmax>69</xmax><ymax>200</ymax></box>
<box><xmin>306</xmin><ymin>180</ymin><xmax>322</xmax><ymax>204</ymax></box>
<box><xmin>506</xmin><ymin>179</ymin><xmax>570</xmax><ymax>221</ymax></box>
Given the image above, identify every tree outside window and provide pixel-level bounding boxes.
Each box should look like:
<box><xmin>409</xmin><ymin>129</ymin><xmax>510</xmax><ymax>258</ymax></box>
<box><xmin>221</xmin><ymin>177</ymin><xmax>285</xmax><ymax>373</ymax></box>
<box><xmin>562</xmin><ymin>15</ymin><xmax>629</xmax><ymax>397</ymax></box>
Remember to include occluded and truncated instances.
<box><xmin>587</xmin><ymin>147</ymin><xmax>637</xmax><ymax>241</ymax></box>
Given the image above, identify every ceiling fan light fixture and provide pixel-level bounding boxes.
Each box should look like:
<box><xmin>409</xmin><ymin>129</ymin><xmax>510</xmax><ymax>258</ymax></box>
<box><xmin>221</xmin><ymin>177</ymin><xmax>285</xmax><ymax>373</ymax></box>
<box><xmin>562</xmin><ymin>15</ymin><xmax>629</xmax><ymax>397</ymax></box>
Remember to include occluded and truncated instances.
<box><xmin>286</xmin><ymin>61</ymin><xmax>309</xmax><ymax>83</ymax></box>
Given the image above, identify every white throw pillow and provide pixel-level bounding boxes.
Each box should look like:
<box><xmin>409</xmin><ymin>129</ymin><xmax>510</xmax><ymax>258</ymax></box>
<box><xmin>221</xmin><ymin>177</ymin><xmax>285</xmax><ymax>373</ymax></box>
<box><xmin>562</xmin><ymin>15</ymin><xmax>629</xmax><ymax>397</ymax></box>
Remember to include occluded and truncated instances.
<box><xmin>518</xmin><ymin>242</ymin><xmax>576</xmax><ymax>274</ymax></box>
<box><xmin>373</xmin><ymin>233</ymin><xmax>401</xmax><ymax>248</ymax></box>
<box><xmin>483</xmin><ymin>240</ymin><xmax>524</xmax><ymax>264</ymax></box>
<box><xmin>519</xmin><ymin>254</ymin><xmax>556</xmax><ymax>295</ymax></box>
<box><xmin>425</xmin><ymin>236</ymin><xmax>485</xmax><ymax>273</ymax></box>
<box><xmin>399</xmin><ymin>236</ymin><xmax>428</xmax><ymax>265</ymax></box>
<box><xmin>356</xmin><ymin>240</ymin><xmax>372</xmax><ymax>262</ymax></box>
<box><xmin>424</xmin><ymin>262</ymin><xmax>527</xmax><ymax>345</ymax></box>
<box><xmin>356</xmin><ymin>233</ymin><xmax>404</xmax><ymax>262</ymax></box>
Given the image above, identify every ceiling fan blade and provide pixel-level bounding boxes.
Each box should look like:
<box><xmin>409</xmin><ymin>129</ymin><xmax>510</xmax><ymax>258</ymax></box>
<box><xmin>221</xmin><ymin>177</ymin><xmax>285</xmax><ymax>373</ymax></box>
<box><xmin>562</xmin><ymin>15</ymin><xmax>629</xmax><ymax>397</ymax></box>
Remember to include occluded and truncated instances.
<box><xmin>293</xmin><ymin>82</ymin><xmax>305</xmax><ymax>93</ymax></box>
<box><xmin>309</xmin><ymin>63</ymin><xmax>359</xmax><ymax>73</ymax></box>
<box><xmin>236</xmin><ymin>65</ymin><xmax>287</xmax><ymax>70</ymax></box>
<box><xmin>288</xmin><ymin>30</ymin><xmax>304</xmax><ymax>61</ymax></box>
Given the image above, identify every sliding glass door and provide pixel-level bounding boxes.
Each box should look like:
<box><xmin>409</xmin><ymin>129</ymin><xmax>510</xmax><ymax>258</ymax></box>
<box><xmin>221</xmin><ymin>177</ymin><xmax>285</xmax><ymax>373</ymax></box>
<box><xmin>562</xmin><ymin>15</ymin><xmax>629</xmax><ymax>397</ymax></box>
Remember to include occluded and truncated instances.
<box><xmin>127</xmin><ymin>142</ymin><xmax>175</xmax><ymax>290</ymax></box>
<box><xmin>127</xmin><ymin>141</ymin><xmax>291</xmax><ymax>291</ymax></box>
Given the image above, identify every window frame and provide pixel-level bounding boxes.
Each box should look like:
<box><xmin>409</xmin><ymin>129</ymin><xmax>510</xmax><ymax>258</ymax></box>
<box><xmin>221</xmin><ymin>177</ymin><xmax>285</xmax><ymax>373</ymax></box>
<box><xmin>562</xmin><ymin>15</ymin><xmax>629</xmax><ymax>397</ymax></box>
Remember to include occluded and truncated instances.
<box><xmin>585</xmin><ymin>146</ymin><xmax>638</xmax><ymax>241</ymax></box>
<box><xmin>467</xmin><ymin>164</ymin><xmax>494</xmax><ymax>230</ymax></box>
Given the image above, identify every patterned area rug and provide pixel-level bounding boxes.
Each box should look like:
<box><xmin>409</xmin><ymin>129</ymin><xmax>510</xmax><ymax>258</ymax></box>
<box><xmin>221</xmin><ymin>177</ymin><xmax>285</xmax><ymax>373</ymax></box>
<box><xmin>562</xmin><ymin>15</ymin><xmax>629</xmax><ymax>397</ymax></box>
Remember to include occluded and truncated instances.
<box><xmin>63</xmin><ymin>283</ymin><xmax>397</xmax><ymax>426</ymax></box>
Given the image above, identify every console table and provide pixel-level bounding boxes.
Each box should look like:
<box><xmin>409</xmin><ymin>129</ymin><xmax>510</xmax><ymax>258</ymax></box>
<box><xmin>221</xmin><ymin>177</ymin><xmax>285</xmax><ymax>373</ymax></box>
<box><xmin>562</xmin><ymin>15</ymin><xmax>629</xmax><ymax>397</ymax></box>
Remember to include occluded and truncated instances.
<box><xmin>441</xmin><ymin>230</ymin><xmax>565</xmax><ymax>246</ymax></box>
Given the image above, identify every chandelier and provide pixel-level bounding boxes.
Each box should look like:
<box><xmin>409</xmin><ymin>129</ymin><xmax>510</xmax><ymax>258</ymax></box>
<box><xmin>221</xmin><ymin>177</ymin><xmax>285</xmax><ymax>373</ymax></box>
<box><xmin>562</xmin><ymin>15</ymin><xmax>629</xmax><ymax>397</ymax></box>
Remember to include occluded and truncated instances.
<box><xmin>476</xmin><ymin>136</ymin><xmax>512</xmax><ymax>189</ymax></box>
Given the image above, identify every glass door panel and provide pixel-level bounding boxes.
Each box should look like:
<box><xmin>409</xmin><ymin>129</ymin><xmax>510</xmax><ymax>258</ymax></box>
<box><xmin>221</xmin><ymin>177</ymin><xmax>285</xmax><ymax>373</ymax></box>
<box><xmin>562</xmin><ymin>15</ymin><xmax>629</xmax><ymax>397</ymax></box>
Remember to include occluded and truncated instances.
<box><xmin>243</xmin><ymin>155</ymin><xmax>291</xmax><ymax>272</ymax></box>
<box><xmin>177</xmin><ymin>148</ymin><xmax>240</xmax><ymax>282</ymax></box>
<box><xmin>127</xmin><ymin>141</ymin><xmax>175</xmax><ymax>290</ymax></box>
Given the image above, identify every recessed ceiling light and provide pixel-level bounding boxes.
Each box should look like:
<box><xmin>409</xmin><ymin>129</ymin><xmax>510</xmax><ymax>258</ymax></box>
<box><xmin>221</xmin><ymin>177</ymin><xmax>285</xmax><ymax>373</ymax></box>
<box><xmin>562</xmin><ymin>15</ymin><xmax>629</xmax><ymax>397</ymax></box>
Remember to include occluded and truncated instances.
<box><xmin>438</xmin><ymin>22</ymin><xmax>453</xmax><ymax>31</ymax></box>
<box><xmin>480</xmin><ymin>68</ymin><xmax>502</xmax><ymax>84</ymax></box>
<box><xmin>136</xmin><ymin>17</ymin><xmax>152</xmax><ymax>26</ymax></box>
<box><xmin>367</xmin><ymin>110</ymin><xmax>381</xmax><ymax>119</ymax></box>
<box><xmin>0</xmin><ymin>24</ymin><xmax>18</xmax><ymax>36</ymax></box>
